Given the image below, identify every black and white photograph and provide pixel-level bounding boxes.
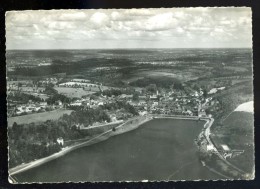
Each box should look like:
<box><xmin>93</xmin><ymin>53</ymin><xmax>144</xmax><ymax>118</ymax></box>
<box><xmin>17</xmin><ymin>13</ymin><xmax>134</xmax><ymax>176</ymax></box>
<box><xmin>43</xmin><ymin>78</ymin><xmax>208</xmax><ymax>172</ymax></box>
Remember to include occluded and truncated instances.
<box><xmin>6</xmin><ymin>7</ymin><xmax>254</xmax><ymax>183</ymax></box>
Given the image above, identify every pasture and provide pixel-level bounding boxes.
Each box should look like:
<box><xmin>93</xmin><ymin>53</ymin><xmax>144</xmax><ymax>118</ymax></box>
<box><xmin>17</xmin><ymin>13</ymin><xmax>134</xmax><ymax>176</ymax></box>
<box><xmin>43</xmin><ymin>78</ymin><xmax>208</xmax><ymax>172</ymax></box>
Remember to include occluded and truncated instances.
<box><xmin>212</xmin><ymin>111</ymin><xmax>254</xmax><ymax>174</ymax></box>
<box><xmin>54</xmin><ymin>87</ymin><xmax>96</xmax><ymax>98</ymax></box>
<box><xmin>8</xmin><ymin>109</ymin><xmax>73</xmax><ymax>127</ymax></box>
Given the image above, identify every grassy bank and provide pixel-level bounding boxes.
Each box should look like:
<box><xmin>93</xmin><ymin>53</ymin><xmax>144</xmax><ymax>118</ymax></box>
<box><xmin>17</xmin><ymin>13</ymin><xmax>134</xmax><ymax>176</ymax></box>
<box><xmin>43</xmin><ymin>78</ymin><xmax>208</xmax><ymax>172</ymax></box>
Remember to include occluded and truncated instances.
<box><xmin>9</xmin><ymin>116</ymin><xmax>151</xmax><ymax>178</ymax></box>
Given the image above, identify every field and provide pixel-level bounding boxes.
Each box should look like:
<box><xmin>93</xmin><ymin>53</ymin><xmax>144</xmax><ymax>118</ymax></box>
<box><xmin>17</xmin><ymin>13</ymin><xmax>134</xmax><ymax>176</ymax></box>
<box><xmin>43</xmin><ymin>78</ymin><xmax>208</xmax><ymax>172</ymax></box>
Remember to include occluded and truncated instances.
<box><xmin>8</xmin><ymin>109</ymin><xmax>73</xmax><ymax>127</ymax></box>
<box><xmin>6</xmin><ymin>48</ymin><xmax>254</xmax><ymax>181</ymax></box>
<box><xmin>211</xmin><ymin>111</ymin><xmax>254</xmax><ymax>174</ymax></box>
<box><xmin>54</xmin><ymin>87</ymin><xmax>96</xmax><ymax>98</ymax></box>
<box><xmin>7</xmin><ymin>49</ymin><xmax>252</xmax><ymax>88</ymax></box>
<box><xmin>130</xmin><ymin>69</ymin><xmax>201</xmax><ymax>83</ymax></box>
<box><xmin>225</xmin><ymin>66</ymin><xmax>249</xmax><ymax>72</ymax></box>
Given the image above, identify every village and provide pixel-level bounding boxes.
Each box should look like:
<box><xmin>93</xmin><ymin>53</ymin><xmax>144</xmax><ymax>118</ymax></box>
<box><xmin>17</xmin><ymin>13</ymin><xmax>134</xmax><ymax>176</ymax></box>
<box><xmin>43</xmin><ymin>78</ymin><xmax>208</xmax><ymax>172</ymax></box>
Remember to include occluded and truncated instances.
<box><xmin>8</xmin><ymin>76</ymin><xmax>241</xmax><ymax>162</ymax></box>
<box><xmin>7</xmin><ymin>76</ymin><xmax>224</xmax><ymax>122</ymax></box>
<box><xmin>5</xmin><ymin>6</ymin><xmax>254</xmax><ymax>182</ymax></box>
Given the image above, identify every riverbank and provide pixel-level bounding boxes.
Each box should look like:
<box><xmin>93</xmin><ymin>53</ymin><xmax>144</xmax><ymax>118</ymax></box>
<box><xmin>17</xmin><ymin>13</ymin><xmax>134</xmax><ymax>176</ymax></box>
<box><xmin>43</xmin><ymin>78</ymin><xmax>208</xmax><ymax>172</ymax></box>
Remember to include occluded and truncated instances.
<box><xmin>9</xmin><ymin>114</ymin><xmax>213</xmax><ymax>180</ymax></box>
<box><xmin>9</xmin><ymin>115</ymin><xmax>152</xmax><ymax>178</ymax></box>
<box><xmin>12</xmin><ymin>117</ymin><xmax>220</xmax><ymax>182</ymax></box>
<box><xmin>208</xmin><ymin>101</ymin><xmax>254</xmax><ymax>179</ymax></box>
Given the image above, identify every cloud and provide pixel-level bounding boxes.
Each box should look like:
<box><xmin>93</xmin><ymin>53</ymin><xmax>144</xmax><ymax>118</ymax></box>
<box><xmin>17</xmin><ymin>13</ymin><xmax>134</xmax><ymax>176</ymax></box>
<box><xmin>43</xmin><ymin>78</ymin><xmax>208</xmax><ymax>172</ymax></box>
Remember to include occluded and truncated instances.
<box><xmin>57</xmin><ymin>12</ymin><xmax>87</xmax><ymax>21</ymax></box>
<box><xmin>6</xmin><ymin>8</ymin><xmax>252</xmax><ymax>49</ymax></box>
<box><xmin>90</xmin><ymin>12</ymin><xmax>109</xmax><ymax>26</ymax></box>
<box><xmin>144</xmin><ymin>12</ymin><xmax>176</xmax><ymax>31</ymax></box>
<box><xmin>125</xmin><ymin>9</ymin><xmax>154</xmax><ymax>16</ymax></box>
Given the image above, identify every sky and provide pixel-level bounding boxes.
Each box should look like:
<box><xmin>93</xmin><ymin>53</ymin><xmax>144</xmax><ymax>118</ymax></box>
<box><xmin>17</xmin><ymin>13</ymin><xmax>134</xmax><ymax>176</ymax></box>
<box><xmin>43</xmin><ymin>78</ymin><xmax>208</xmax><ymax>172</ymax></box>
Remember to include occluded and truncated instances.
<box><xmin>6</xmin><ymin>8</ymin><xmax>252</xmax><ymax>49</ymax></box>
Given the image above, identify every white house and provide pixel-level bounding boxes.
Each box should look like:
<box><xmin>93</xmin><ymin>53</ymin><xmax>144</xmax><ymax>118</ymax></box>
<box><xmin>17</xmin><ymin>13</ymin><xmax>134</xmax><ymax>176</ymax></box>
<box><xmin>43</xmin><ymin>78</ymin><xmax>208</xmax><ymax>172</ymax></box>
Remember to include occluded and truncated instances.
<box><xmin>57</xmin><ymin>137</ymin><xmax>64</xmax><ymax>146</ymax></box>
<box><xmin>206</xmin><ymin>144</ymin><xmax>215</xmax><ymax>152</ymax></box>
<box><xmin>221</xmin><ymin>144</ymin><xmax>230</xmax><ymax>151</ymax></box>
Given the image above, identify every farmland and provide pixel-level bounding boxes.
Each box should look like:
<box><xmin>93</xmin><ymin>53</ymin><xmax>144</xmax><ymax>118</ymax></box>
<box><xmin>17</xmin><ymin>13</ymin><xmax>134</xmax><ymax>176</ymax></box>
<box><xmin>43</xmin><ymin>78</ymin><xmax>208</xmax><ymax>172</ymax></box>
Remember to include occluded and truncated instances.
<box><xmin>211</xmin><ymin>111</ymin><xmax>254</xmax><ymax>174</ymax></box>
<box><xmin>8</xmin><ymin>109</ymin><xmax>73</xmax><ymax>127</ymax></box>
<box><xmin>54</xmin><ymin>87</ymin><xmax>96</xmax><ymax>98</ymax></box>
<box><xmin>6</xmin><ymin>48</ymin><xmax>254</xmax><ymax>181</ymax></box>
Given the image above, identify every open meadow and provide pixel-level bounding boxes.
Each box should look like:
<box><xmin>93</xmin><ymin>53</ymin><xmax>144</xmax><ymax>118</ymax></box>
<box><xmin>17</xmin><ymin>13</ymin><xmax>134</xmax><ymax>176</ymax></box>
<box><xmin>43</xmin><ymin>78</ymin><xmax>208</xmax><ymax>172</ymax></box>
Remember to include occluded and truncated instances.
<box><xmin>8</xmin><ymin>109</ymin><xmax>73</xmax><ymax>127</ymax></box>
<box><xmin>54</xmin><ymin>87</ymin><xmax>95</xmax><ymax>98</ymax></box>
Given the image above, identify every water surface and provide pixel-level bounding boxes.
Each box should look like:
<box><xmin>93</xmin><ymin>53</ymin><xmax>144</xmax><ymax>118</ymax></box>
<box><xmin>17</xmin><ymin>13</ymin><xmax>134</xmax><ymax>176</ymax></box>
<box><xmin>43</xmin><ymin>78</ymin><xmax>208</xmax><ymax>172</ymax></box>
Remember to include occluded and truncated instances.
<box><xmin>14</xmin><ymin>119</ymin><xmax>223</xmax><ymax>182</ymax></box>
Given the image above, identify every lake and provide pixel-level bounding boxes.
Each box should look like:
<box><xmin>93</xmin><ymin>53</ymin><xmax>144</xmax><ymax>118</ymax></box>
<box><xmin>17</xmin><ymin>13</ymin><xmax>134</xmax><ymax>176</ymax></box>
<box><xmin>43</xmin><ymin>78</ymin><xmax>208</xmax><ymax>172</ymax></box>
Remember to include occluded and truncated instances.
<box><xmin>14</xmin><ymin>118</ymin><xmax>223</xmax><ymax>182</ymax></box>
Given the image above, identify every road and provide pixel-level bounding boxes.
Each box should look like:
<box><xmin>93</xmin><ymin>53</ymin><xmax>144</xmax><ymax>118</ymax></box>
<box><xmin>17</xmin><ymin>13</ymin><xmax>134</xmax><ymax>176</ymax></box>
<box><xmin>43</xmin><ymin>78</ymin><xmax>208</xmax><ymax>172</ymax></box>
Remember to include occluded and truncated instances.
<box><xmin>9</xmin><ymin>114</ymin><xmax>245</xmax><ymax>180</ymax></box>
<box><xmin>9</xmin><ymin>116</ymin><xmax>152</xmax><ymax>177</ymax></box>
<box><xmin>200</xmin><ymin>117</ymin><xmax>246</xmax><ymax>176</ymax></box>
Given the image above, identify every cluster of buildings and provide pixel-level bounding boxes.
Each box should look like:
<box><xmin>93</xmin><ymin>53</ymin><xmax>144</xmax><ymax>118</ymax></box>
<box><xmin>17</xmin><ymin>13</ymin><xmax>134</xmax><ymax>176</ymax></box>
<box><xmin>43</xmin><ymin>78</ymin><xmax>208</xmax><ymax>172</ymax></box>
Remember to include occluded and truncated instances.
<box><xmin>39</xmin><ymin>77</ymin><xmax>59</xmax><ymax>85</ymax></box>
<box><xmin>67</xmin><ymin>95</ymin><xmax>136</xmax><ymax>121</ymax></box>
<box><xmin>198</xmin><ymin>134</ymin><xmax>244</xmax><ymax>160</ymax></box>
<box><xmin>10</xmin><ymin>101</ymin><xmax>64</xmax><ymax>116</ymax></box>
<box><xmin>122</xmin><ymin>89</ymin><xmax>214</xmax><ymax>117</ymax></box>
<box><xmin>65</xmin><ymin>86</ymin><xmax>219</xmax><ymax>120</ymax></box>
<box><xmin>7</xmin><ymin>74</ymin><xmax>224</xmax><ymax>122</ymax></box>
<box><xmin>15</xmin><ymin>102</ymin><xmax>48</xmax><ymax>115</ymax></box>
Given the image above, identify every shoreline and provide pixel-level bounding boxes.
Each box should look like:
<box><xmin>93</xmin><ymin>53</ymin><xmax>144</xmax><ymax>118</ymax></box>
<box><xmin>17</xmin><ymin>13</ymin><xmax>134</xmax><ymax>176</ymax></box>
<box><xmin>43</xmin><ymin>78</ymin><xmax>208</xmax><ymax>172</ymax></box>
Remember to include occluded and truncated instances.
<box><xmin>208</xmin><ymin>101</ymin><xmax>254</xmax><ymax>177</ymax></box>
<box><xmin>9</xmin><ymin>116</ymin><xmax>152</xmax><ymax>177</ymax></box>
<box><xmin>9</xmin><ymin>115</ymin><xmax>212</xmax><ymax>179</ymax></box>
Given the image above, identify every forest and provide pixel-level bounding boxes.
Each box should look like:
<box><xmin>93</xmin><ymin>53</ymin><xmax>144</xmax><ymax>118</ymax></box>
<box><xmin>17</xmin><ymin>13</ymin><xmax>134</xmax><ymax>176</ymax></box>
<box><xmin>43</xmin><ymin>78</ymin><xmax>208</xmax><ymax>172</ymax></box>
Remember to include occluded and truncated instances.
<box><xmin>8</xmin><ymin>107</ymin><xmax>111</xmax><ymax>168</ymax></box>
<box><xmin>8</xmin><ymin>92</ymin><xmax>43</xmax><ymax>104</ymax></box>
<box><xmin>130</xmin><ymin>77</ymin><xmax>184</xmax><ymax>90</ymax></box>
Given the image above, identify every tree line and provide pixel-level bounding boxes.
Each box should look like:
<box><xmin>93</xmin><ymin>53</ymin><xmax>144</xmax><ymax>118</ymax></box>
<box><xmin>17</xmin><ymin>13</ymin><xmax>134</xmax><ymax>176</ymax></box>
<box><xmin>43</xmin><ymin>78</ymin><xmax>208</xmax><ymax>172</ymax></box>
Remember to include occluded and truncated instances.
<box><xmin>8</xmin><ymin>107</ymin><xmax>111</xmax><ymax>168</ymax></box>
<box><xmin>8</xmin><ymin>92</ymin><xmax>43</xmax><ymax>104</ymax></box>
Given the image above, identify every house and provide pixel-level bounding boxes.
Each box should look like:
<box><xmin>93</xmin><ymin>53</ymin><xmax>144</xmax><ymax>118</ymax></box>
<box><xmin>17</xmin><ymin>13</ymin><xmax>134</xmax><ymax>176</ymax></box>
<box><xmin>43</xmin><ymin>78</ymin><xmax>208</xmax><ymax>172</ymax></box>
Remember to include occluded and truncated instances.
<box><xmin>40</xmin><ymin>102</ymin><xmax>48</xmax><ymax>106</ymax></box>
<box><xmin>206</xmin><ymin>144</ymin><xmax>215</xmax><ymax>152</ymax></box>
<box><xmin>221</xmin><ymin>144</ymin><xmax>230</xmax><ymax>152</ymax></box>
<box><xmin>198</xmin><ymin>110</ymin><xmax>207</xmax><ymax>117</ymax></box>
<box><xmin>57</xmin><ymin>137</ymin><xmax>64</xmax><ymax>146</ymax></box>
<box><xmin>150</xmin><ymin>95</ymin><xmax>158</xmax><ymax>100</ymax></box>
<box><xmin>70</xmin><ymin>100</ymin><xmax>82</xmax><ymax>106</ymax></box>
<box><xmin>34</xmin><ymin>106</ymin><xmax>42</xmax><ymax>112</ymax></box>
<box><xmin>186</xmin><ymin>110</ymin><xmax>193</xmax><ymax>116</ymax></box>
<box><xmin>138</xmin><ymin>100</ymin><xmax>146</xmax><ymax>106</ymax></box>
<box><xmin>139</xmin><ymin>111</ymin><xmax>148</xmax><ymax>116</ymax></box>
<box><xmin>57</xmin><ymin>100</ymin><xmax>63</xmax><ymax>106</ymax></box>
<box><xmin>98</xmin><ymin>102</ymin><xmax>104</xmax><ymax>106</ymax></box>
<box><xmin>16</xmin><ymin>106</ymin><xmax>25</xmax><ymax>115</ymax></box>
<box><xmin>192</xmin><ymin>91</ymin><xmax>199</xmax><ymax>97</ymax></box>
<box><xmin>110</xmin><ymin>116</ymin><xmax>117</xmax><ymax>122</ymax></box>
<box><xmin>221</xmin><ymin>144</ymin><xmax>232</xmax><ymax>159</ymax></box>
<box><xmin>16</xmin><ymin>104</ymin><xmax>40</xmax><ymax>114</ymax></box>
<box><xmin>208</xmin><ymin>88</ymin><xmax>218</xmax><ymax>94</ymax></box>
